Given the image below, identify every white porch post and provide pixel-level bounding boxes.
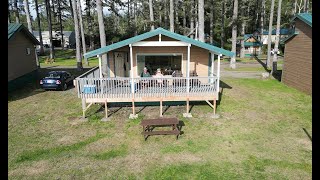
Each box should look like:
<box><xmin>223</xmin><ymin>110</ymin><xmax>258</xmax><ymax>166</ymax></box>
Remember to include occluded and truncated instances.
<box><xmin>98</xmin><ymin>55</ymin><xmax>103</xmax><ymax>78</ymax></box>
<box><xmin>210</xmin><ymin>51</ymin><xmax>215</xmax><ymax>83</ymax></box>
<box><xmin>216</xmin><ymin>54</ymin><xmax>221</xmax><ymax>98</ymax></box>
<box><xmin>129</xmin><ymin>44</ymin><xmax>134</xmax><ymax>93</ymax></box>
<box><xmin>187</xmin><ymin>44</ymin><xmax>191</xmax><ymax>93</ymax></box>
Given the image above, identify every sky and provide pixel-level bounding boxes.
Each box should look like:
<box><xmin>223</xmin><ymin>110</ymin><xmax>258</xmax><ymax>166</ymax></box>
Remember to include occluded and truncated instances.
<box><xmin>29</xmin><ymin>0</ymin><xmax>112</xmax><ymax>20</ymax></box>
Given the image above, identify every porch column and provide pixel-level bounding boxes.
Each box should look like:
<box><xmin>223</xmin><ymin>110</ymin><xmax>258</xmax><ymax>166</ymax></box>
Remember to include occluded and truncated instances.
<box><xmin>129</xmin><ymin>44</ymin><xmax>134</xmax><ymax>93</ymax></box>
<box><xmin>98</xmin><ymin>55</ymin><xmax>103</xmax><ymax>78</ymax></box>
<box><xmin>187</xmin><ymin>44</ymin><xmax>191</xmax><ymax>93</ymax></box>
<box><xmin>216</xmin><ymin>54</ymin><xmax>221</xmax><ymax>98</ymax></box>
<box><xmin>210</xmin><ymin>51</ymin><xmax>215</xmax><ymax>84</ymax></box>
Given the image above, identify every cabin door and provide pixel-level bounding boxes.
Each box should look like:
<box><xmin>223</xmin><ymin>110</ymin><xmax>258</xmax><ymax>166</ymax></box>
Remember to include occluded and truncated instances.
<box><xmin>114</xmin><ymin>52</ymin><xmax>128</xmax><ymax>77</ymax></box>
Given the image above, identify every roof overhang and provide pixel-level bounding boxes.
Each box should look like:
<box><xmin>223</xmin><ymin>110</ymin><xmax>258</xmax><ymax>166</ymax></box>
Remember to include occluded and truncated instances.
<box><xmin>291</xmin><ymin>13</ymin><xmax>312</xmax><ymax>27</ymax></box>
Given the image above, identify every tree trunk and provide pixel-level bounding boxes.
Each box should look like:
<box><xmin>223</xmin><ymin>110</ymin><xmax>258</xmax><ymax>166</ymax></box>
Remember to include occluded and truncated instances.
<box><xmin>149</xmin><ymin>0</ymin><xmax>154</xmax><ymax>30</ymax></box>
<box><xmin>72</xmin><ymin>0</ymin><xmax>82</xmax><ymax>70</ymax></box>
<box><xmin>266</xmin><ymin>0</ymin><xmax>275</xmax><ymax>68</ymax></box>
<box><xmin>8</xmin><ymin>2</ymin><xmax>11</xmax><ymax>23</ymax></box>
<box><xmin>272</xmin><ymin>0</ymin><xmax>282</xmax><ymax>75</ymax></box>
<box><xmin>260</xmin><ymin>0</ymin><xmax>265</xmax><ymax>38</ymax></box>
<box><xmin>14</xmin><ymin>0</ymin><xmax>20</xmax><ymax>23</ymax></box>
<box><xmin>169</xmin><ymin>0</ymin><xmax>174</xmax><ymax>32</ymax></box>
<box><xmin>182</xmin><ymin>1</ymin><xmax>186</xmax><ymax>35</ymax></box>
<box><xmin>198</xmin><ymin>0</ymin><xmax>204</xmax><ymax>42</ymax></box>
<box><xmin>230</xmin><ymin>0</ymin><xmax>238</xmax><ymax>69</ymax></box>
<box><xmin>303</xmin><ymin>0</ymin><xmax>307</xmax><ymax>12</ymax></box>
<box><xmin>209</xmin><ymin>0</ymin><xmax>214</xmax><ymax>44</ymax></box>
<box><xmin>159</xmin><ymin>2</ymin><xmax>162</xmax><ymax>27</ymax></box>
<box><xmin>294</xmin><ymin>0</ymin><xmax>297</xmax><ymax>15</ymax></box>
<box><xmin>86</xmin><ymin>0</ymin><xmax>94</xmax><ymax>50</ymax></box>
<box><xmin>134</xmin><ymin>0</ymin><xmax>137</xmax><ymax>35</ymax></box>
<box><xmin>77</xmin><ymin>1</ymin><xmax>88</xmax><ymax>65</ymax></box>
<box><xmin>240</xmin><ymin>21</ymin><xmax>245</xmax><ymax>58</ymax></box>
<box><xmin>190</xmin><ymin>0</ymin><xmax>195</xmax><ymax>39</ymax></box>
<box><xmin>45</xmin><ymin>0</ymin><xmax>55</xmax><ymax>59</ymax></box>
<box><xmin>221</xmin><ymin>0</ymin><xmax>225</xmax><ymax>48</ymax></box>
<box><xmin>69</xmin><ymin>0</ymin><xmax>74</xmax><ymax>19</ymax></box>
<box><xmin>23</xmin><ymin>0</ymin><xmax>33</xmax><ymax>33</ymax></box>
<box><xmin>175</xmin><ymin>0</ymin><xmax>179</xmax><ymax>32</ymax></box>
<box><xmin>96</xmin><ymin>0</ymin><xmax>107</xmax><ymax>75</ymax></box>
<box><xmin>164</xmin><ymin>0</ymin><xmax>168</xmax><ymax>29</ymax></box>
<box><xmin>57</xmin><ymin>0</ymin><xmax>64</xmax><ymax>50</ymax></box>
<box><xmin>34</xmin><ymin>0</ymin><xmax>44</xmax><ymax>55</ymax></box>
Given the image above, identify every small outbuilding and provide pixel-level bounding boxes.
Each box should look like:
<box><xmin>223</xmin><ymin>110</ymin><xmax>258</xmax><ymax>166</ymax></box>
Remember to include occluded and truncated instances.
<box><xmin>281</xmin><ymin>13</ymin><xmax>312</xmax><ymax>95</ymax></box>
<box><xmin>8</xmin><ymin>23</ymin><xmax>40</xmax><ymax>91</ymax></box>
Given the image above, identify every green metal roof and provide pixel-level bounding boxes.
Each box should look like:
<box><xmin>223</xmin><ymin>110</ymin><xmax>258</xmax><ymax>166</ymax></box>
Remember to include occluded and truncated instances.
<box><xmin>84</xmin><ymin>28</ymin><xmax>235</xmax><ymax>59</ymax></box>
<box><xmin>280</xmin><ymin>31</ymin><xmax>299</xmax><ymax>44</ymax></box>
<box><xmin>8</xmin><ymin>23</ymin><xmax>40</xmax><ymax>44</ymax></box>
<box><xmin>244</xmin><ymin>42</ymin><xmax>262</xmax><ymax>47</ymax></box>
<box><xmin>292</xmin><ymin>13</ymin><xmax>312</xmax><ymax>27</ymax></box>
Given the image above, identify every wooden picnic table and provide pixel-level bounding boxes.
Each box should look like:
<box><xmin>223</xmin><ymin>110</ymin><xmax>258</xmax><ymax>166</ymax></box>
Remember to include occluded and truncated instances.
<box><xmin>140</xmin><ymin>118</ymin><xmax>180</xmax><ymax>140</ymax></box>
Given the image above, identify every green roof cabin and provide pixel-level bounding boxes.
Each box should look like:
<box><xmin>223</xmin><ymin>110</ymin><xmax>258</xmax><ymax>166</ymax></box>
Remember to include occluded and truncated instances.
<box><xmin>281</xmin><ymin>13</ymin><xmax>312</xmax><ymax>95</ymax></box>
<box><xmin>8</xmin><ymin>23</ymin><xmax>40</xmax><ymax>92</ymax></box>
<box><xmin>237</xmin><ymin>34</ymin><xmax>263</xmax><ymax>57</ymax></box>
<box><xmin>75</xmin><ymin>27</ymin><xmax>235</xmax><ymax>119</ymax></box>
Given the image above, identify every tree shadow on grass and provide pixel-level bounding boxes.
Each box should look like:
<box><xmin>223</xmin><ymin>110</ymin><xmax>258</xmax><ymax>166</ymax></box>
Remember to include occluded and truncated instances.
<box><xmin>254</xmin><ymin>56</ymin><xmax>282</xmax><ymax>81</ymax></box>
<box><xmin>254</xmin><ymin>56</ymin><xmax>271</xmax><ymax>73</ymax></box>
<box><xmin>303</xmin><ymin>128</ymin><xmax>312</xmax><ymax>142</ymax></box>
<box><xmin>217</xmin><ymin>80</ymin><xmax>232</xmax><ymax>106</ymax></box>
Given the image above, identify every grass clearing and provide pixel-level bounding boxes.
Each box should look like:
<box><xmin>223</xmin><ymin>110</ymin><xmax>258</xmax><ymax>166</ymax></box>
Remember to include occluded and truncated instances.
<box><xmin>8</xmin><ymin>77</ymin><xmax>312</xmax><ymax>179</ymax></box>
<box><xmin>39</xmin><ymin>49</ymin><xmax>98</xmax><ymax>67</ymax></box>
<box><xmin>224</xmin><ymin>66</ymin><xmax>267</xmax><ymax>72</ymax></box>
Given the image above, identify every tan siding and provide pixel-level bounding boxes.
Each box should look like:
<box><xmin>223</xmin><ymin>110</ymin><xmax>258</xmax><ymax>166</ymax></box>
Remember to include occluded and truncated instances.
<box><xmin>110</xmin><ymin>45</ymin><xmax>210</xmax><ymax>78</ymax></box>
<box><xmin>8</xmin><ymin>31</ymin><xmax>38</xmax><ymax>81</ymax></box>
<box><xmin>282</xmin><ymin>19</ymin><xmax>312</xmax><ymax>95</ymax></box>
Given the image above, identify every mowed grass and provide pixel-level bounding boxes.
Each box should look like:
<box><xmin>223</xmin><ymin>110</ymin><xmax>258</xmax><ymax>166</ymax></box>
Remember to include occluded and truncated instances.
<box><xmin>8</xmin><ymin>78</ymin><xmax>311</xmax><ymax>179</ymax></box>
<box><xmin>39</xmin><ymin>49</ymin><xmax>99</xmax><ymax>67</ymax></box>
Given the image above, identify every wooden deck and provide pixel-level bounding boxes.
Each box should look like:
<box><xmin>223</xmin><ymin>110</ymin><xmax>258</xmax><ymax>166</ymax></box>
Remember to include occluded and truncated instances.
<box><xmin>74</xmin><ymin>67</ymin><xmax>220</xmax><ymax>118</ymax></box>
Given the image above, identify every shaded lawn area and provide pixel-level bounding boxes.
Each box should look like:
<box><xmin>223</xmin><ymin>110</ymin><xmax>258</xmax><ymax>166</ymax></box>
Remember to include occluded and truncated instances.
<box><xmin>39</xmin><ymin>49</ymin><xmax>99</xmax><ymax>67</ymax></box>
<box><xmin>8</xmin><ymin>78</ymin><xmax>311</xmax><ymax>179</ymax></box>
<box><xmin>222</xmin><ymin>56</ymin><xmax>283</xmax><ymax>65</ymax></box>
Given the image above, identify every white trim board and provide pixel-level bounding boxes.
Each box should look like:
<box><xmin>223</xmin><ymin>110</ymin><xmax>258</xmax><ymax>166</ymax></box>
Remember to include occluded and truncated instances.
<box><xmin>132</xmin><ymin>41</ymin><xmax>189</xmax><ymax>47</ymax></box>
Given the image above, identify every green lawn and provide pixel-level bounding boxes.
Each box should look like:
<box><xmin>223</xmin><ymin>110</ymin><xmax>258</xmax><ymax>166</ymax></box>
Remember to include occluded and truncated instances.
<box><xmin>224</xmin><ymin>66</ymin><xmax>267</xmax><ymax>72</ymax></box>
<box><xmin>8</xmin><ymin>78</ymin><xmax>311</xmax><ymax>179</ymax></box>
<box><xmin>39</xmin><ymin>49</ymin><xmax>99</xmax><ymax>67</ymax></box>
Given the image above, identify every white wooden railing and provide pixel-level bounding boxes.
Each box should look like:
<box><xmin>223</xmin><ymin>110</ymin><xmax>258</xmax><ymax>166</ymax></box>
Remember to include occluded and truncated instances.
<box><xmin>74</xmin><ymin>76</ymin><xmax>218</xmax><ymax>99</ymax></box>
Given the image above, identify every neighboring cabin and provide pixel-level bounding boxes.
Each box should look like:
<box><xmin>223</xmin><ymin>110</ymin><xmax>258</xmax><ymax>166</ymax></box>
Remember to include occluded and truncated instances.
<box><xmin>237</xmin><ymin>34</ymin><xmax>262</xmax><ymax>57</ymax></box>
<box><xmin>281</xmin><ymin>13</ymin><xmax>312</xmax><ymax>95</ymax></box>
<box><xmin>8</xmin><ymin>23</ymin><xmax>40</xmax><ymax>92</ymax></box>
<box><xmin>32</xmin><ymin>31</ymin><xmax>75</xmax><ymax>48</ymax></box>
<box><xmin>260</xmin><ymin>28</ymin><xmax>293</xmax><ymax>45</ymax></box>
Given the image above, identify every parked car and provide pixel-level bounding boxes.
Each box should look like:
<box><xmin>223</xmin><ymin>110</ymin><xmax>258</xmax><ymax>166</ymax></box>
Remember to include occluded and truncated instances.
<box><xmin>40</xmin><ymin>71</ymin><xmax>74</xmax><ymax>90</ymax></box>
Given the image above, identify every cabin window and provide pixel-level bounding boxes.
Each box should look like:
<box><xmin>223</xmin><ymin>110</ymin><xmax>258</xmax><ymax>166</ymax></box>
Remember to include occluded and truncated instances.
<box><xmin>26</xmin><ymin>48</ymin><xmax>31</xmax><ymax>55</ymax></box>
<box><xmin>137</xmin><ymin>54</ymin><xmax>182</xmax><ymax>76</ymax></box>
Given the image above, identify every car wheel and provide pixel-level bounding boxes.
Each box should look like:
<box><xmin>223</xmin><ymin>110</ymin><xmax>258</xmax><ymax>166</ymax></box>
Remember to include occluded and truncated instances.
<box><xmin>63</xmin><ymin>83</ymin><xmax>68</xmax><ymax>91</ymax></box>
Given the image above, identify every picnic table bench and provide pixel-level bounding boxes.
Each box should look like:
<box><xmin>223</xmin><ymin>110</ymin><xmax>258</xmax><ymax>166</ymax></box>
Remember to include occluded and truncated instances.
<box><xmin>140</xmin><ymin>118</ymin><xmax>180</xmax><ymax>140</ymax></box>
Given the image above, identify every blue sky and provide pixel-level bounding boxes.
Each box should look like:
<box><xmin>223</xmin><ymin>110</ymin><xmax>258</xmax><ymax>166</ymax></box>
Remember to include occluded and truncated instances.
<box><xmin>29</xmin><ymin>0</ymin><xmax>113</xmax><ymax>20</ymax></box>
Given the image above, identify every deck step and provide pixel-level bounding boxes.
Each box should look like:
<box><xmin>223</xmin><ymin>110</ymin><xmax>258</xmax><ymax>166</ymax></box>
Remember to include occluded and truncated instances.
<box><xmin>142</xmin><ymin>130</ymin><xmax>180</xmax><ymax>135</ymax></box>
